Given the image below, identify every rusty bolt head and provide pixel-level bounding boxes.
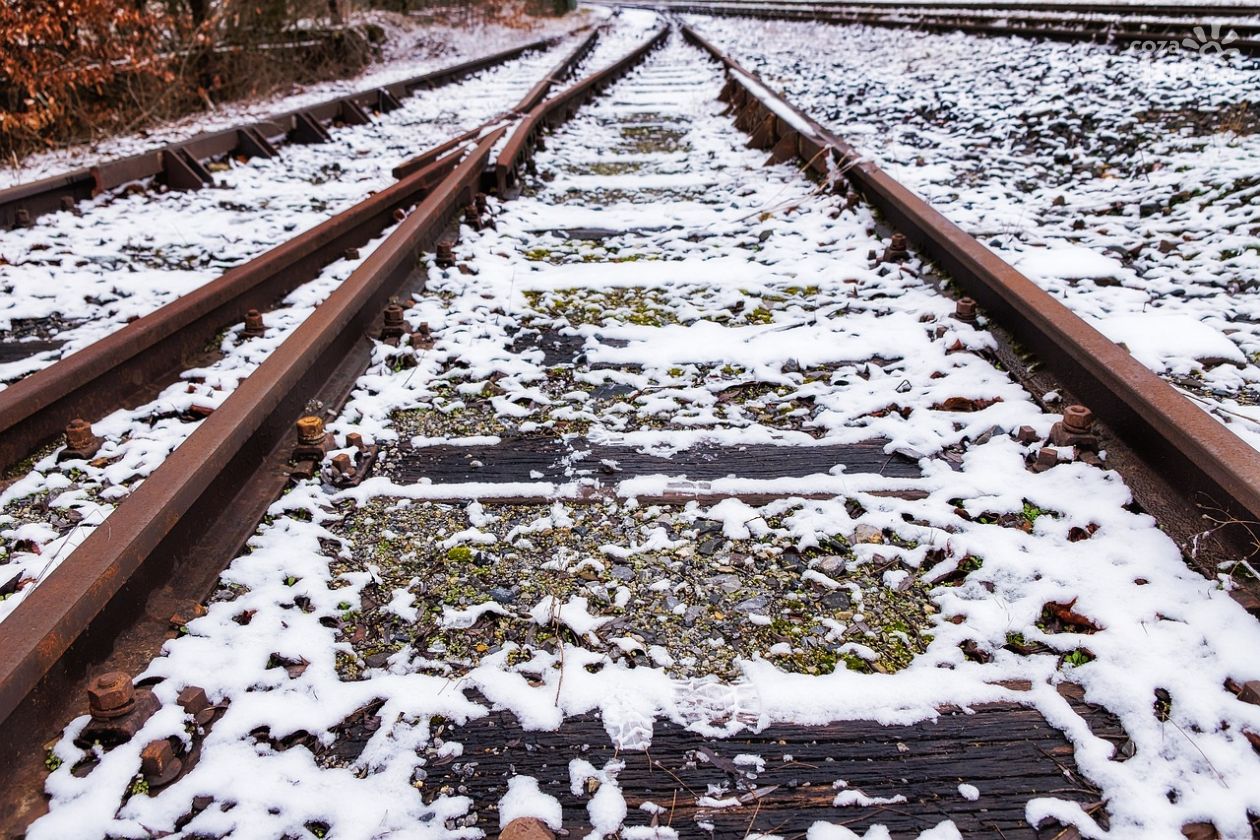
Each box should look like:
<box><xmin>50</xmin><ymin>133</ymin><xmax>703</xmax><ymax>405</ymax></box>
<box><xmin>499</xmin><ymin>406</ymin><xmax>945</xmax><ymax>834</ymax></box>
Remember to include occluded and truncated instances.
<box><xmin>243</xmin><ymin>309</ymin><xmax>265</xmax><ymax>336</ymax></box>
<box><xmin>955</xmin><ymin>297</ymin><xmax>977</xmax><ymax>323</ymax></box>
<box><xmin>890</xmin><ymin>233</ymin><xmax>907</xmax><ymax>251</ymax></box>
<box><xmin>296</xmin><ymin>415</ymin><xmax>325</xmax><ymax>446</ymax></box>
<box><xmin>500</xmin><ymin>817</ymin><xmax>555</xmax><ymax>840</ymax></box>
<box><xmin>60</xmin><ymin>196</ymin><xmax>76</xmax><ymax>212</ymax></box>
<box><xmin>14</xmin><ymin>208</ymin><xmax>31</xmax><ymax>228</ymax></box>
<box><xmin>177</xmin><ymin>685</ymin><xmax>211</xmax><ymax>717</ymax></box>
<box><xmin>1062</xmin><ymin>404</ymin><xmax>1094</xmax><ymax>434</ymax></box>
<box><xmin>1016</xmin><ymin>425</ymin><xmax>1039</xmax><ymax>444</ymax></box>
<box><xmin>1239</xmin><ymin>680</ymin><xmax>1260</xmax><ymax>706</ymax></box>
<box><xmin>435</xmin><ymin>242</ymin><xmax>455</xmax><ymax>268</ymax></box>
<box><xmin>1036</xmin><ymin>448</ymin><xmax>1059</xmax><ymax>469</ymax></box>
<box><xmin>344</xmin><ymin>247</ymin><xmax>360</xmax><ymax>261</ymax></box>
<box><xmin>474</xmin><ymin>192</ymin><xmax>488</xmax><ymax>213</ymax></box>
<box><xmin>65</xmin><ymin>418</ymin><xmax>95</xmax><ymax>452</ymax></box>
<box><xmin>464</xmin><ymin>203</ymin><xmax>479</xmax><ymax>221</ymax></box>
<box><xmin>418</xmin><ymin>322</ymin><xmax>431</xmax><ymax>337</ymax></box>
<box><xmin>88</xmin><ymin>672</ymin><xmax>136</xmax><ymax>720</ymax></box>
<box><xmin>331</xmin><ymin>453</ymin><xmax>354</xmax><ymax>476</ymax></box>
<box><xmin>383</xmin><ymin>303</ymin><xmax>404</xmax><ymax>327</ymax></box>
<box><xmin>140</xmin><ymin>739</ymin><xmax>183</xmax><ymax>786</ymax></box>
<box><xmin>346</xmin><ymin>432</ymin><xmax>365</xmax><ymax>451</ymax></box>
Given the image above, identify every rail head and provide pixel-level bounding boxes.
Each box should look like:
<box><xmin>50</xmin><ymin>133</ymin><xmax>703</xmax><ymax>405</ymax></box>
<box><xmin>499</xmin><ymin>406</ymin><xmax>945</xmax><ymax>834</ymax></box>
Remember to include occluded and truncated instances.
<box><xmin>681</xmin><ymin>22</ymin><xmax>1260</xmax><ymax>556</ymax></box>
<box><xmin>494</xmin><ymin>26</ymin><xmax>672</xmax><ymax>196</ymax></box>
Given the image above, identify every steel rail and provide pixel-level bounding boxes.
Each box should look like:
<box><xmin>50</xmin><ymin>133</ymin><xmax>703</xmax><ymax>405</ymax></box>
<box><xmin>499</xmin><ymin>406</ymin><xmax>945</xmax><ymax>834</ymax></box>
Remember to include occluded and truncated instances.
<box><xmin>626</xmin><ymin>3</ymin><xmax>1260</xmax><ymax>53</ymax></box>
<box><xmin>0</xmin><ymin>33</ymin><xmax>675</xmax><ymax>832</ymax></box>
<box><xmin>0</xmin><ymin>127</ymin><xmax>502</xmax><ymax>810</ymax></box>
<box><xmin>682</xmin><ymin>23</ymin><xmax>1260</xmax><ymax>556</ymax></box>
<box><xmin>495</xmin><ymin>27</ymin><xmax>672</xmax><ymax>196</ymax></box>
<box><xmin>392</xmin><ymin>27</ymin><xmax>602</xmax><ymax>181</ymax></box>
<box><xmin>0</xmin><ymin>31</ymin><xmax>579</xmax><ymax>230</ymax></box>
<box><xmin>0</xmin><ymin>30</ymin><xmax>603</xmax><ymax>477</ymax></box>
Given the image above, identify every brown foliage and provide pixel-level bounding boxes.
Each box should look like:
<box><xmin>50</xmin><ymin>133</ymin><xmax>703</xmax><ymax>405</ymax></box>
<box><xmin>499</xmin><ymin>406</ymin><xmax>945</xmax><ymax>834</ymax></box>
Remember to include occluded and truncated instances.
<box><xmin>0</xmin><ymin>1</ymin><xmax>176</xmax><ymax>145</ymax></box>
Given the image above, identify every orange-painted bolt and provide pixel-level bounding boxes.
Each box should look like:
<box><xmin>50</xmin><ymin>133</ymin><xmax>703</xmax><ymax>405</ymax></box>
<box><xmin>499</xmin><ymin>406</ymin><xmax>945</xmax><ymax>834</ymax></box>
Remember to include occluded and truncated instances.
<box><xmin>65</xmin><ymin>418</ymin><xmax>95</xmax><ymax>452</ymax></box>
<box><xmin>243</xmin><ymin>309</ymin><xmax>265</xmax><ymax>338</ymax></box>
<box><xmin>1062</xmin><ymin>405</ymin><xmax>1094</xmax><ymax>435</ymax></box>
<box><xmin>296</xmin><ymin>415</ymin><xmax>326</xmax><ymax>446</ymax></box>
<box><xmin>88</xmin><ymin>672</ymin><xmax>136</xmax><ymax>721</ymax></box>
<box><xmin>956</xmin><ymin>297</ymin><xmax>977</xmax><ymax>323</ymax></box>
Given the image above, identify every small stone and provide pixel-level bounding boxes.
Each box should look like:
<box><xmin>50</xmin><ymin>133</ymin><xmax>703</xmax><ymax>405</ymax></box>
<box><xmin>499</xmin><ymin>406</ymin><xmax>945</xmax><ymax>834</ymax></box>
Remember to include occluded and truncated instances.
<box><xmin>736</xmin><ymin>595</ymin><xmax>771</xmax><ymax>612</ymax></box>
<box><xmin>489</xmin><ymin>587</ymin><xmax>516</xmax><ymax>604</ymax></box>
<box><xmin>815</xmin><ymin>555</ymin><xmax>846</xmax><ymax>575</ymax></box>
<box><xmin>822</xmin><ymin>592</ymin><xmax>852</xmax><ymax>610</ymax></box>
<box><xmin>706</xmin><ymin>574</ymin><xmax>742</xmax><ymax>593</ymax></box>
<box><xmin>611</xmin><ymin>565</ymin><xmax>634</xmax><ymax>581</ymax></box>
<box><xmin>852</xmin><ymin>525</ymin><xmax>883</xmax><ymax>544</ymax></box>
<box><xmin>697</xmin><ymin>537</ymin><xmax>723</xmax><ymax>556</ymax></box>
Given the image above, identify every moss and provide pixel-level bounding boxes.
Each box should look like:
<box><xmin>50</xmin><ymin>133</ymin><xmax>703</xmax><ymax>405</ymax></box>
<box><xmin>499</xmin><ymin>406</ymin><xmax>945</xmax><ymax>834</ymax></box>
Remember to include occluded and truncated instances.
<box><xmin>445</xmin><ymin>546</ymin><xmax>473</xmax><ymax>563</ymax></box>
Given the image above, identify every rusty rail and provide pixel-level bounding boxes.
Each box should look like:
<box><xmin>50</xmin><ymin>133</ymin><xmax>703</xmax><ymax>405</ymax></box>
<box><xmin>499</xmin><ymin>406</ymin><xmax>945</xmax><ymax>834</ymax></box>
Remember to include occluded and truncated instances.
<box><xmin>625</xmin><ymin>3</ymin><xmax>1260</xmax><ymax>54</ymax></box>
<box><xmin>392</xmin><ymin>27</ymin><xmax>602</xmax><ymax>181</ymax></box>
<box><xmin>0</xmin><ymin>31</ymin><xmax>603</xmax><ymax>476</ymax></box>
<box><xmin>0</xmin><ymin>127</ymin><xmax>504</xmax><ymax>828</ymax></box>
<box><xmin>0</xmin><ymin>32</ymin><xmax>676</xmax><ymax>831</ymax></box>
<box><xmin>682</xmin><ymin>23</ymin><xmax>1260</xmax><ymax>558</ymax></box>
<box><xmin>0</xmin><ymin>31</ymin><xmax>576</xmax><ymax>230</ymax></box>
<box><xmin>495</xmin><ymin>27</ymin><xmax>671</xmax><ymax>196</ymax></box>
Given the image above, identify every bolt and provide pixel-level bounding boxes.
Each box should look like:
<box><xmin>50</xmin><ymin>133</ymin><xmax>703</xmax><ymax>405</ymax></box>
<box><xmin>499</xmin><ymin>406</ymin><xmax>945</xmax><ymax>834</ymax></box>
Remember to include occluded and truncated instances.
<box><xmin>882</xmin><ymin>232</ymin><xmax>909</xmax><ymax>262</ymax></box>
<box><xmin>242</xmin><ymin>309</ymin><xmax>265</xmax><ymax>338</ymax></box>
<box><xmin>14</xmin><ymin>208</ymin><xmax>31</xmax><ymax>228</ymax></box>
<box><xmin>60</xmin><ymin>196</ymin><xmax>76</xmax><ymax>212</ymax></box>
<box><xmin>435</xmin><ymin>242</ymin><xmax>455</xmax><ymax>269</ymax></box>
<box><xmin>474</xmin><ymin>193</ymin><xmax>488</xmax><ymax>214</ymax></box>
<box><xmin>382</xmin><ymin>302</ymin><xmax>406</xmax><ymax>339</ymax></box>
<box><xmin>1016</xmin><ymin>425</ymin><xmax>1039</xmax><ymax>444</ymax></box>
<box><xmin>65</xmin><ymin>418</ymin><xmax>96</xmax><ymax>452</ymax></box>
<box><xmin>393</xmin><ymin>208</ymin><xmax>407</xmax><ymax>223</ymax></box>
<box><xmin>464</xmin><ymin>204</ymin><xmax>480</xmax><ymax>226</ymax></box>
<box><xmin>1035</xmin><ymin>448</ymin><xmax>1059</xmax><ymax>470</ymax></box>
<box><xmin>346</xmin><ymin>432</ymin><xmax>365</xmax><ymax>451</ymax></box>
<box><xmin>418</xmin><ymin>322</ymin><xmax>432</xmax><ymax>339</ymax></box>
<box><xmin>331</xmin><ymin>453</ymin><xmax>355</xmax><ymax>477</ymax></box>
<box><xmin>140</xmin><ymin>739</ymin><xmax>183</xmax><ymax>786</ymax></box>
<box><xmin>344</xmin><ymin>247</ymin><xmax>360</xmax><ymax>261</ymax></box>
<box><xmin>955</xmin><ymin>297</ymin><xmax>977</xmax><ymax>323</ymax></box>
<box><xmin>500</xmin><ymin>817</ymin><xmax>555</xmax><ymax>840</ymax></box>
<box><xmin>177</xmin><ymin>685</ymin><xmax>215</xmax><ymax>724</ymax></box>
<box><xmin>1239</xmin><ymin>680</ymin><xmax>1260</xmax><ymax>706</ymax></box>
<box><xmin>88</xmin><ymin>672</ymin><xmax>136</xmax><ymax>721</ymax></box>
<box><xmin>1062</xmin><ymin>404</ymin><xmax>1094</xmax><ymax>435</ymax></box>
<box><xmin>296</xmin><ymin>415</ymin><xmax>325</xmax><ymax>447</ymax></box>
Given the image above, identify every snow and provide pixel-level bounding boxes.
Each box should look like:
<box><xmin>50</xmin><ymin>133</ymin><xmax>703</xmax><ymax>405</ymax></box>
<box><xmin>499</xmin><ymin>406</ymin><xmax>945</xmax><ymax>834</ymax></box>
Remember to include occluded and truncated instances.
<box><xmin>684</xmin><ymin>15</ymin><xmax>1260</xmax><ymax>450</ymax></box>
<box><xmin>958</xmin><ymin>782</ymin><xmax>980</xmax><ymax>801</ymax></box>
<box><xmin>22</xmin><ymin>25</ymin><xmax>1260</xmax><ymax>840</ymax></box>
<box><xmin>498</xmin><ymin>775</ymin><xmax>563</xmax><ymax>829</ymax></box>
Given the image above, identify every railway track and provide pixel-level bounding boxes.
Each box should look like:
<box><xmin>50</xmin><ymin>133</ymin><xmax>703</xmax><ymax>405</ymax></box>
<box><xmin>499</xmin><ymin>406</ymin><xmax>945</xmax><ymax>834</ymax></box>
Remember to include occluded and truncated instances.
<box><xmin>0</xmin><ymin>32</ymin><xmax>579</xmax><ymax>233</ymax></box>
<box><xmin>2</xmin><ymin>17</ymin><xmax>1260</xmax><ymax>838</ymax></box>
<box><xmin>606</xmin><ymin>0</ymin><xmax>1260</xmax><ymax>54</ymax></box>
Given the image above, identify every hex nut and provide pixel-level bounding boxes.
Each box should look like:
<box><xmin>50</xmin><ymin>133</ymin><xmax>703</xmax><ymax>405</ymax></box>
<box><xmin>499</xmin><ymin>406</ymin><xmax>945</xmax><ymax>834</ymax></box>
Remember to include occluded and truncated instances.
<box><xmin>88</xmin><ymin>672</ymin><xmax>135</xmax><ymax>720</ymax></box>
